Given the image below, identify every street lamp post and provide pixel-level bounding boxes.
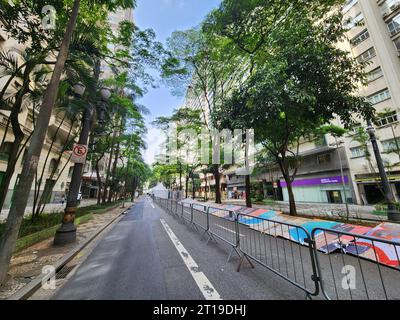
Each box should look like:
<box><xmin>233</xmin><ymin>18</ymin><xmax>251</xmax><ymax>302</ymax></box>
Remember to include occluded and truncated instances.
<box><xmin>366</xmin><ymin>122</ymin><xmax>400</xmax><ymax>222</ymax></box>
<box><xmin>330</xmin><ymin>138</ymin><xmax>350</xmax><ymax>221</ymax></box>
<box><xmin>54</xmin><ymin>85</ymin><xmax>111</xmax><ymax>245</ymax></box>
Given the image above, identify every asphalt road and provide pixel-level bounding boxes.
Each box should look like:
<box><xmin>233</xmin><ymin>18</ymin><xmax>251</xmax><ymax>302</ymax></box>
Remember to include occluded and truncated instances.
<box><xmin>52</xmin><ymin>196</ymin><xmax>307</xmax><ymax>300</ymax></box>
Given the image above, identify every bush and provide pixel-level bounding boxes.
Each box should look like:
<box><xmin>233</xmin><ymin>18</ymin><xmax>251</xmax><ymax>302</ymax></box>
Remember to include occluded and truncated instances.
<box><xmin>0</xmin><ymin>200</ymin><xmax>122</xmax><ymax>240</ymax></box>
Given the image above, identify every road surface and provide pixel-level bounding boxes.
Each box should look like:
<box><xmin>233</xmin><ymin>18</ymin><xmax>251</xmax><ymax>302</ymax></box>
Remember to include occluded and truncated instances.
<box><xmin>52</xmin><ymin>196</ymin><xmax>306</xmax><ymax>300</ymax></box>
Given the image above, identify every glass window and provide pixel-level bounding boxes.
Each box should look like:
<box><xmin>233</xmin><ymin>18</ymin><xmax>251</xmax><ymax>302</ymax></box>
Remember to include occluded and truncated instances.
<box><xmin>317</xmin><ymin>153</ymin><xmax>331</xmax><ymax>164</ymax></box>
<box><xmin>0</xmin><ymin>142</ymin><xmax>12</xmax><ymax>160</ymax></box>
<box><xmin>366</xmin><ymin>67</ymin><xmax>384</xmax><ymax>82</ymax></box>
<box><xmin>394</xmin><ymin>37</ymin><xmax>400</xmax><ymax>51</ymax></box>
<box><xmin>387</xmin><ymin>14</ymin><xmax>400</xmax><ymax>35</ymax></box>
<box><xmin>345</xmin><ymin>12</ymin><xmax>364</xmax><ymax>29</ymax></box>
<box><xmin>350</xmin><ymin>146</ymin><xmax>366</xmax><ymax>158</ymax></box>
<box><xmin>350</xmin><ymin>29</ymin><xmax>370</xmax><ymax>47</ymax></box>
<box><xmin>368</xmin><ymin>89</ymin><xmax>391</xmax><ymax>105</ymax></box>
<box><xmin>356</xmin><ymin>47</ymin><xmax>376</xmax><ymax>63</ymax></box>
<box><xmin>382</xmin><ymin>0</ymin><xmax>400</xmax><ymax>16</ymax></box>
<box><xmin>382</xmin><ymin>138</ymin><xmax>400</xmax><ymax>152</ymax></box>
<box><xmin>343</xmin><ymin>0</ymin><xmax>358</xmax><ymax>14</ymax></box>
<box><xmin>375</xmin><ymin>110</ymin><xmax>398</xmax><ymax>127</ymax></box>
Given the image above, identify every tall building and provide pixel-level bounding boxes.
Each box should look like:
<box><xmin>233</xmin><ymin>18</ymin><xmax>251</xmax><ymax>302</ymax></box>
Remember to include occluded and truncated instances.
<box><xmin>276</xmin><ymin>0</ymin><xmax>400</xmax><ymax>206</ymax></box>
<box><xmin>0</xmin><ymin>8</ymin><xmax>135</xmax><ymax>211</ymax></box>
<box><xmin>82</xmin><ymin>8</ymin><xmax>135</xmax><ymax>199</ymax></box>
<box><xmin>339</xmin><ymin>0</ymin><xmax>400</xmax><ymax>205</ymax></box>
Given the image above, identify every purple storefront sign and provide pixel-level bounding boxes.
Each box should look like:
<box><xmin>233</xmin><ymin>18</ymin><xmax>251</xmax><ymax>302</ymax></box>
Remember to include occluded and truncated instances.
<box><xmin>281</xmin><ymin>176</ymin><xmax>349</xmax><ymax>188</ymax></box>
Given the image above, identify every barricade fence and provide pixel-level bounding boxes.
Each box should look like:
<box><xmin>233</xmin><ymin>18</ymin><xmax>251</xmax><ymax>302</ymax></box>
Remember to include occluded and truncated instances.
<box><xmin>151</xmin><ymin>196</ymin><xmax>400</xmax><ymax>300</ymax></box>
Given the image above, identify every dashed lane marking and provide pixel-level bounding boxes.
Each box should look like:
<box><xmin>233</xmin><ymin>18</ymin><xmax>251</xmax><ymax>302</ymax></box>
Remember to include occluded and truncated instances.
<box><xmin>160</xmin><ymin>218</ymin><xmax>222</xmax><ymax>300</ymax></box>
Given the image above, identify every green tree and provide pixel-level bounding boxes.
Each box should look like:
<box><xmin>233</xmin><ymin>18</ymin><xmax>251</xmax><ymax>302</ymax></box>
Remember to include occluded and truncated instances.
<box><xmin>214</xmin><ymin>7</ymin><xmax>373</xmax><ymax>216</ymax></box>
<box><xmin>0</xmin><ymin>0</ymin><xmax>137</xmax><ymax>285</ymax></box>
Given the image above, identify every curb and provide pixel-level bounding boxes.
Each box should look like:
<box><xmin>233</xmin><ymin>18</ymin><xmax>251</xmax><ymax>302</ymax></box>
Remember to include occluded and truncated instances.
<box><xmin>7</xmin><ymin>204</ymin><xmax>134</xmax><ymax>300</ymax></box>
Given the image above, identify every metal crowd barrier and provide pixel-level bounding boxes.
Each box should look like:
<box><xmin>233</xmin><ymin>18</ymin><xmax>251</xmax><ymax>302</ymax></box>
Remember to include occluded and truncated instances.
<box><xmin>152</xmin><ymin>197</ymin><xmax>400</xmax><ymax>300</ymax></box>
<box><xmin>208</xmin><ymin>208</ymin><xmax>241</xmax><ymax>264</ymax></box>
<box><xmin>311</xmin><ymin>227</ymin><xmax>400</xmax><ymax>300</ymax></box>
<box><xmin>236</xmin><ymin>214</ymin><xmax>319</xmax><ymax>298</ymax></box>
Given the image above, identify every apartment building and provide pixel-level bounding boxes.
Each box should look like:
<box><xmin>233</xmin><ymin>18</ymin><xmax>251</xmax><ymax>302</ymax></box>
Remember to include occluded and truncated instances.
<box><xmin>275</xmin><ymin>0</ymin><xmax>400</xmax><ymax>206</ymax></box>
<box><xmin>182</xmin><ymin>1</ymin><xmax>400</xmax><ymax>206</ymax></box>
<box><xmin>0</xmin><ymin>22</ymin><xmax>76</xmax><ymax>209</ymax></box>
<box><xmin>81</xmin><ymin>8</ymin><xmax>135</xmax><ymax>200</ymax></box>
<box><xmin>0</xmin><ymin>9</ymin><xmax>134</xmax><ymax>209</ymax></box>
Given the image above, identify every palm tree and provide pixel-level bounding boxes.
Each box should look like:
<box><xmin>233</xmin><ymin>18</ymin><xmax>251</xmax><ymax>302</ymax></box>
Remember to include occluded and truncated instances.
<box><xmin>0</xmin><ymin>0</ymin><xmax>137</xmax><ymax>286</ymax></box>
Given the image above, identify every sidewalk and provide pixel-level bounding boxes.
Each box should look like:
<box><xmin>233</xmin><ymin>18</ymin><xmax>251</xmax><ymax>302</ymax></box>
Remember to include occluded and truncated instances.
<box><xmin>222</xmin><ymin>199</ymin><xmax>385</xmax><ymax>222</ymax></box>
<box><xmin>0</xmin><ymin>199</ymin><xmax>98</xmax><ymax>222</ymax></box>
<box><xmin>0</xmin><ymin>202</ymin><xmax>132</xmax><ymax>299</ymax></box>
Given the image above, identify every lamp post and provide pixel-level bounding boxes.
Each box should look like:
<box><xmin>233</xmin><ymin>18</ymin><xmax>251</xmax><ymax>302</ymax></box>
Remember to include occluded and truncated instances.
<box><xmin>54</xmin><ymin>85</ymin><xmax>111</xmax><ymax>245</ymax></box>
<box><xmin>330</xmin><ymin>138</ymin><xmax>350</xmax><ymax>220</ymax></box>
<box><xmin>366</xmin><ymin>122</ymin><xmax>400</xmax><ymax>222</ymax></box>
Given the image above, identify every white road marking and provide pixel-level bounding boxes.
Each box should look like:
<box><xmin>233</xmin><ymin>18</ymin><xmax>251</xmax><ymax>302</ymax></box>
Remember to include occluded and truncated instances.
<box><xmin>160</xmin><ymin>218</ymin><xmax>222</xmax><ymax>300</ymax></box>
<box><xmin>147</xmin><ymin>197</ymin><xmax>155</xmax><ymax>208</ymax></box>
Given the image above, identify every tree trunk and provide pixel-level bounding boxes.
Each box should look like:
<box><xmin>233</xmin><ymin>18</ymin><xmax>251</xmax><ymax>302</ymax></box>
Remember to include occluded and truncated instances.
<box><xmin>179</xmin><ymin>162</ymin><xmax>182</xmax><ymax>191</ymax></box>
<box><xmin>103</xmin><ymin>129</ymin><xmax>116</xmax><ymax>204</ymax></box>
<box><xmin>108</xmin><ymin>139</ymin><xmax>120</xmax><ymax>203</ymax></box>
<box><xmin>33</xmin><ymin>115</ymin><xmax>66</xmax><ymax>217</ymax></box>
<box><xmin>0</xmin><ymin>133</ymin><xmax>24</xmax><ymax>212</ymax></box>
<box><xmin>192</xmin><ymin>176</ymin><xmax>195</xmax><ymax>199</ymax></box>
<box><xmin>285</xmin><ymin>178</ymin><xmax>297</xmax><ymax>216</ymax></box>
<box><xmin>185</xmin><ymin>175</ymin><xmax>189</xmax><ymax>199</ymax></box>
<box><xmin>0</xmin><ymin>63</ymin><xmax>33</xmax><ymax>213</ymax></box>
<box><xmin>0</xmin><ymin>0</ymin><xmax>81</xmax><ymax>285</ymax></box>
<box><xmin>204</xmin><ymin>172</ymin><xmax>208</xmax><ymax>201</ymax></box>
<box><xmin>213</xmin><ymin>164</ymin><xmax>221</xmax><ymax>204</ymax></box>
<box><xmin>245</xmin><ymin>175</ymin><xmax>252</xmax><ymax>208</ymax></box>
<box><xmin>95</xmin><ymin>155</ymin><xmax>104</xmax><ymax>205</ymax></box>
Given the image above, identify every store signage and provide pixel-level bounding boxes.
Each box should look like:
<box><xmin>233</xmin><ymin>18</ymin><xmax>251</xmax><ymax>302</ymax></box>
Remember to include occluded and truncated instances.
<box><xmin>280</xmin><ymin>176</ymin><xmax>349</xmax><ymax>188</ymax></box>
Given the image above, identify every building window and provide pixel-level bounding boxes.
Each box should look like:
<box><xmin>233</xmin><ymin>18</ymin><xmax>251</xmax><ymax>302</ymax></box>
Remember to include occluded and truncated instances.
<box><xmin>317</xmin><ymin>153</ymin><xmax>331</xmax><ymax>164</ymax></box>
<box><xmin>382</xmin><ymin>138</ymin><xmax>400</xmax><ymax>152</ymax></box>
<box><xmin>0</xmin><ymin>142</ymin><xmax>12</xmax><ymax>161</ymax></box>
<box><xmin>387</xmin><ymin>13</ymin><xmax>400</xmax><ymax>35</ymax></box>
<box><xmin>48</xmin><ymin>159</ymin><xmax>58</xmax><ymax>173</ymax></box>
<box><xmin>350</xmin><ymin>29</ymin><xmax>369</xmax><ymax>47</ymax></box>
<box><xmin>368</xmin><ymin>89</ymin><xmax>391</xmax><ymax>105</ymax></box>
<box><xmin>382</xmin><ymin>0</ymin><xmax>400</xmax><ymax>16</ymax></box>
<box><xmin>345</xmin><ymin>12</ymin><xmax>364</xmax><ymax>29</ymax></box>
<box><xmin>375</xmin><ymin>110</ymin><xmax>398</xmax><ymax>127</ymax></box>
<box><xmin>394</xmin><ymin>36</ymin><xmax>400</xmax><ymax>52</ymax></box>
<box><xmin>366</xmin><ymin>67</ymin><xmax>384</xmax><ymax>83</ymax></box>
<box><xmin>343</xmin><ymin>0</ymin><xmax>358</xmax><ymax>13</ymax></box>
<box><xmin>356</xmin><ymin>47</ymin><xmax>376</xmax><ymax>63</ymax></box>
<box><xmin>350</xmin><ymin>146</ymin><xmax>366</xmax><ymax>158</ymax></box>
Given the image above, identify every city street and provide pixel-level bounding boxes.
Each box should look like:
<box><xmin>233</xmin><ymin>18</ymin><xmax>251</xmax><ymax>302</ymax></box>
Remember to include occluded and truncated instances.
<box><xmin>51</xmin><ymin>197</ymin><xmax>306</xmax><ymax>300</ymax></box>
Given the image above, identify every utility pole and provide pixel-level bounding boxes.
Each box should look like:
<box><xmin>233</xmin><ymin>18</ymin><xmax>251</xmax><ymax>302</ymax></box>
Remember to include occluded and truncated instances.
<box><xmin>367</xmin><ymin>122</ymin><xmax>400</xmax><ymax>222</ymax></box>
<box><xmin>330</xmin><ymin>138</ymin><xmax>350</xmax><ymax>221</ymax></box>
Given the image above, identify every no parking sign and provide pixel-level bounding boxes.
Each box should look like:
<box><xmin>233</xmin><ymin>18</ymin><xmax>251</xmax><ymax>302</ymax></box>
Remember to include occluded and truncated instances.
<box><xmin>71</xmin><ymin>144</ymin><xmax>88</xmax><ymax>164</ymax></box>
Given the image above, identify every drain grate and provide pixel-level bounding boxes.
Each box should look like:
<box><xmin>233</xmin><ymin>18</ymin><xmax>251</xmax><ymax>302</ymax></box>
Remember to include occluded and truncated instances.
<box><xmin>56</xmin><ymin>264</ymin><xmax>78</xmax><ymax>280</ymax></box>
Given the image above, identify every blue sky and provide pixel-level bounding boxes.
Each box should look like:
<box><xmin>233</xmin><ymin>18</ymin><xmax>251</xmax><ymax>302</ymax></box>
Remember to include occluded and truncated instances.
<box><xmin>134</xmin><ymin>0</ymin><xmax>221</xmax><ymax>164</ymax></box>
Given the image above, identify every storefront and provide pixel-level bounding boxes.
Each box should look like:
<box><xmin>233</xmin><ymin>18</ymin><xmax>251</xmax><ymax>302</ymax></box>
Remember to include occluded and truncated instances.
<box><xmin>355</xmin><ymin>175</ymin><xmax>400</xmax><ymax>205</ymax></box>
<box><xmin>280</xmin><ymin>175</ymin><xmax>352</xmax><ymax>204</ymax></box>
